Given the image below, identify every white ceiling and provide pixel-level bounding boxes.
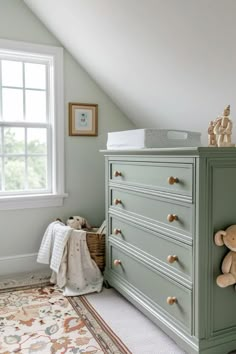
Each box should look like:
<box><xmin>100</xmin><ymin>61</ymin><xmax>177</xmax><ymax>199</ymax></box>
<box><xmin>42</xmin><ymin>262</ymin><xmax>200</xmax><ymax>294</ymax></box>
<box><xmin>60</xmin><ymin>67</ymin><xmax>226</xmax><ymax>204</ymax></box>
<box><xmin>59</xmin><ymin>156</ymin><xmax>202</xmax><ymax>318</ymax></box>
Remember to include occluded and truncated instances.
<box><xmin>24</xmin><ymin>0</ymin><xmax>236</xmax><ymax>145</ymax></box>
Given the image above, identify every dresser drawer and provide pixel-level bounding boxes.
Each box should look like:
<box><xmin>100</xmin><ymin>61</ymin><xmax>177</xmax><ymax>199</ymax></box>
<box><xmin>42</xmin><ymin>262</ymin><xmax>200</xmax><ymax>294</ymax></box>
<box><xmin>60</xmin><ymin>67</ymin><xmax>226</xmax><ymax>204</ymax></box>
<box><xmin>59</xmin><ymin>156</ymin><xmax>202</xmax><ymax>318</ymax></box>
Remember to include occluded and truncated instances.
<box><xmin>110</xmin><ymin>216</ymin><xmax>192</xmax><ymax>283</ymax></box>
<box><xmin>110</xmin><ymin>188</ymin><xmax>193</xmax><ymax>238</ymax></box>
<box><xmin>110</xmin><ymin>161</ymin><xmax>193</xmax><ymax>198</ymax></box>
<box><xmin>109</xmin><ymin>245</ymin><xmax>192</xmax><ymax>332</ymax></box>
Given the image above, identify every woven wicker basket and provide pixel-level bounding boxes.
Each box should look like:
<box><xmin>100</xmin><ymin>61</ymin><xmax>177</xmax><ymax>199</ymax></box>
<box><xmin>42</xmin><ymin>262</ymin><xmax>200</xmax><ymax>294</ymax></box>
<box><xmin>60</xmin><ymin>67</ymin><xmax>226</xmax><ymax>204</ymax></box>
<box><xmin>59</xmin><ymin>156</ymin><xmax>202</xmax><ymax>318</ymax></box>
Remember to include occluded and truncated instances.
<box><xmin>86</xmin><ymin>230</ymin><xmax>105</xmax><ymax>272</ymax></box>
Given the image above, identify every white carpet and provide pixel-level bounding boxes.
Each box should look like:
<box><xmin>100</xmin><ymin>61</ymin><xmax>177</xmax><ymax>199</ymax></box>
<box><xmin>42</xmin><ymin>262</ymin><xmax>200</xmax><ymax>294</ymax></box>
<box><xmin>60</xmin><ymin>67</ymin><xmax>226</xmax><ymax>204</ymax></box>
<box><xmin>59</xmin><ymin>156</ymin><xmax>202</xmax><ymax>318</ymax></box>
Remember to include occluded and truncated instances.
<box><xmin>86</xmin><ymin>287</ymin><xmax>185</xmax><ymax>354</ymax></box>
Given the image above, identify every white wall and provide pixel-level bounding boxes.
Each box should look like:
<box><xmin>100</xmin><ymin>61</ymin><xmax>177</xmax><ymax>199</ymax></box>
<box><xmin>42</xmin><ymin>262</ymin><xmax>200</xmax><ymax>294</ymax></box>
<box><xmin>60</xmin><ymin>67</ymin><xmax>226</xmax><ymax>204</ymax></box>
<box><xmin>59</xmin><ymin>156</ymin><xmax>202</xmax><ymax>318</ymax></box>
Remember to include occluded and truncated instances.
<box><xmin>24</xmin><ymin>0</ymin><xmax>236</xmax><ymax>146</ymax></box>
<box><xmin>0</xmin><ymin>0</ymin><xmax>135</xmax><ymax>275</ymax></box>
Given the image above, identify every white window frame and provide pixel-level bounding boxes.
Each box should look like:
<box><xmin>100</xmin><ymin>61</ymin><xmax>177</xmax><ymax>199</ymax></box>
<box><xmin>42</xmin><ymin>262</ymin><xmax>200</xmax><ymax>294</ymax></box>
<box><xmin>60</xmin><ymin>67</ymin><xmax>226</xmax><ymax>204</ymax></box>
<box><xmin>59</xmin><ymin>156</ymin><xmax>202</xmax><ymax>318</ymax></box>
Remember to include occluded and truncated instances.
<box><xmin>0</xmin><ymin>38</ymin><xmax>67</xmax><ymax>210</ymax></box>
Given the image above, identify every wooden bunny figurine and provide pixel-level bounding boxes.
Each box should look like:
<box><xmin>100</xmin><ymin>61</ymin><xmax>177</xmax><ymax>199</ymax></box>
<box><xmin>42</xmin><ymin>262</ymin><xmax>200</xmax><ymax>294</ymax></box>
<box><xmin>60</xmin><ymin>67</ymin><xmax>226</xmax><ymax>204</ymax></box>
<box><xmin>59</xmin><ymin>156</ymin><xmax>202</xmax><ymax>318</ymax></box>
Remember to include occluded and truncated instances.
<box><xmin>213</xmin><ymin>105</ymin><xmax>234</xmax><ymax>147</ymax></box>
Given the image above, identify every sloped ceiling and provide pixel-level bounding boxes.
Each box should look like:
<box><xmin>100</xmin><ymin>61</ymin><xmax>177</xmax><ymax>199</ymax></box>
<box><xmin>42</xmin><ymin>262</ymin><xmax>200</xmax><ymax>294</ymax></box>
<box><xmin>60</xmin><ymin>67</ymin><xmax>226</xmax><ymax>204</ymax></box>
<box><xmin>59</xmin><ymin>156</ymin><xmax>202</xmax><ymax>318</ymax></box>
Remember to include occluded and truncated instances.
<box><xmin>24</xmin><ymin>0</ymin><xmax>236</xmax><ymax>144</ymax></box>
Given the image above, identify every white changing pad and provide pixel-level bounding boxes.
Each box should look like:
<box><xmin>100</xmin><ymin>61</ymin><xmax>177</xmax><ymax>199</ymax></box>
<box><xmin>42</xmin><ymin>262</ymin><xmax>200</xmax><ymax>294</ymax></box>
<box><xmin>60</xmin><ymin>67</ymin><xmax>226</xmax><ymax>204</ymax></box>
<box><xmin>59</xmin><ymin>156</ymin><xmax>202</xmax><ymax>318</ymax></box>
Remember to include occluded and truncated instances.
<box><xmin>107</xmin><ymin>129</ymin><xmax>201</xmax><ymax>149</ymax></box>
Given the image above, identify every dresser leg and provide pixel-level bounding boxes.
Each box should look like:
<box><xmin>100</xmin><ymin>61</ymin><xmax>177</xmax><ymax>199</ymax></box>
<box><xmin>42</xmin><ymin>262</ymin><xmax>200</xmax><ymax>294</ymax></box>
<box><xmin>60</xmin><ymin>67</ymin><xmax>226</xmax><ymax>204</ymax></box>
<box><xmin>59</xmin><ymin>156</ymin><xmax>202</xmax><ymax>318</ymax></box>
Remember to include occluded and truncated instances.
<box><xmin>103</xmin><ymin>279</ymin><xmax>111</xmax><ymax>289</ymax></box>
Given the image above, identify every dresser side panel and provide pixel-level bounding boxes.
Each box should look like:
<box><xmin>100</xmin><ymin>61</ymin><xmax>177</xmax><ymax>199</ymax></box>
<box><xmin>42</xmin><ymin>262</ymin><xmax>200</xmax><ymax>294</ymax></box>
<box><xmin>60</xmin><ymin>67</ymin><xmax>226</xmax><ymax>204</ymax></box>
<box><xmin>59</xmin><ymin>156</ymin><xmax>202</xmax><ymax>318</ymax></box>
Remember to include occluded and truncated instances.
<box><xmin>210</xmin><ymin>160</ymin><xmax>236</xmax><ymax>334</ymax></box>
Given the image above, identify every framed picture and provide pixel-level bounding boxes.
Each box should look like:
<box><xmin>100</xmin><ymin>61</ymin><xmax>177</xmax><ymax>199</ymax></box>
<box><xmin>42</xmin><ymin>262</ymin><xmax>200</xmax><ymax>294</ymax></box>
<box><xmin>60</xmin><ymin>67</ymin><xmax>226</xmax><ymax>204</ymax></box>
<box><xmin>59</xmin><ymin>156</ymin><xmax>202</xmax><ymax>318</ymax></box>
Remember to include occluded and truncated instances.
<box><xmin>68</xmin><ymin>103</ymin><xmax>98</xmax><ymax>136</ymax></box>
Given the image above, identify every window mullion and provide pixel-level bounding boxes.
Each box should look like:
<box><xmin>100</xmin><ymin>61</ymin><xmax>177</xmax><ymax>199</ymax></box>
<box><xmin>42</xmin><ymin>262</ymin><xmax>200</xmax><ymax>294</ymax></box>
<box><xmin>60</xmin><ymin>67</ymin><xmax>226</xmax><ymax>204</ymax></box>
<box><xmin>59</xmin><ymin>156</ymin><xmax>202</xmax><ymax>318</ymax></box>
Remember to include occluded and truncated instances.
<box><xmin>47</xmin><ymin>125</ymin><xmax>52</xmax><ymax>192</ymax></box>
<box><xmin>2</xmin><ymin>157</ymin><xmax>5</xmax><ymax>192</ymax></box>
<box><xmin>0</xmin><ymin>121</ymin><xmax>48</xmax><ymax>129</ymax></box>
<box><xmin>23</xmin><ymin>62</ymin><xmax>26</xmax><ymax>121</ymax></box>
<box><xmin>46</xmin><ymin>62</ymin><xmax>52</xmax><ymax>193</ymax></box>
<box><xmin>2</xmin><ymin>85</ymin><xmax>46</xmax><ymax>92</ymax></box>
<box><xmin>23</xmin><ymin>62</ymin><xmax>27</xmax><ymax>191</ymax></box>
<box><xmin>0</xmin><ymin>60</ymin><xmax>3</xmax><ymax>192</ymax></box>
<box><xmin>25</xmin><ymin>127</ymin><xmax>28</xmax><ymax>191</ymax></box>
<box><xmin>2</xmin><ymin>127</ymin><xmax>5</xmax><ymax>192</ymax></box>
<box><xmin>0</xmin><ymin>59</ymin><xmax>2</xmax><ymax>120</ymax></box>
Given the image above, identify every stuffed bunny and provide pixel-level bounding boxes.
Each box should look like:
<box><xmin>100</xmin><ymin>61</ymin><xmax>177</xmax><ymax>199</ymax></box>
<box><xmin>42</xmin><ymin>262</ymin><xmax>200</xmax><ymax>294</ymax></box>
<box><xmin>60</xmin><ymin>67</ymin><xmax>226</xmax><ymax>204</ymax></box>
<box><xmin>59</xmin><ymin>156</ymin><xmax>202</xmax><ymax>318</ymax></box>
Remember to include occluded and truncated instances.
<box><xmin>214</xmin><ymin>225</ymin><xmax>236</xmax><ymax>287</ymax></box>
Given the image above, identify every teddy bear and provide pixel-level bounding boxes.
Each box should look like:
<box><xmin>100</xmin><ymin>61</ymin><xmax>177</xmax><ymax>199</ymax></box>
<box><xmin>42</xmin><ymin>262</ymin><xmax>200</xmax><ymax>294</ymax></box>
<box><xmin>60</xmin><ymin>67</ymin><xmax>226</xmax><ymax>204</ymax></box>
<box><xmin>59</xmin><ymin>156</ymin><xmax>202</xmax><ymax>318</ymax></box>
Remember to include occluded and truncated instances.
<box><xmin>214</xmin><ymin>224</ymin><xmax>236</xmax><ymax>287</ymax></box>
<box><xmin>66</xmin><ymin>216</ymin><xmax>91</xmax><ymax>230</ymax></box>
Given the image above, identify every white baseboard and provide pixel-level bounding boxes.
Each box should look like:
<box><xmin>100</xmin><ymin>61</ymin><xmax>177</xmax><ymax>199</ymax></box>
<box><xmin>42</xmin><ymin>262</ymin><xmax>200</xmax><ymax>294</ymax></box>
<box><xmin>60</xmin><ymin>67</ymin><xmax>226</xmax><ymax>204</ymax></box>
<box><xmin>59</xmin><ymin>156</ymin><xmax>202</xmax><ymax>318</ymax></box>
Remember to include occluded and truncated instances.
<box><xmin>0</xmin><ymin>253</ymin><xmax>51</xmax><ymax>290</ymax></box>
<box><xmin>0</xmin><ymin>271</ymin><xmax>51</xmax><ymax>290</ymax></box>
<box><xmin>0</xmin><ymin>253</ymin><xmax>49</xmax><ymax>276</ymax></box>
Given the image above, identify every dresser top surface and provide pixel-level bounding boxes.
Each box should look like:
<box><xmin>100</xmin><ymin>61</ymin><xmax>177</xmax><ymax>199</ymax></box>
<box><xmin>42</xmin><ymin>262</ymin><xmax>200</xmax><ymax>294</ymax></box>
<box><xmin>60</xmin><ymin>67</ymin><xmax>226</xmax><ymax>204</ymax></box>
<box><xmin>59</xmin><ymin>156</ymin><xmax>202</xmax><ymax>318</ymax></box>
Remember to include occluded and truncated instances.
<box><xmin>101</xmin><ymin>147</ymin><xmax>236</xmax><ymax>157</ymax></box>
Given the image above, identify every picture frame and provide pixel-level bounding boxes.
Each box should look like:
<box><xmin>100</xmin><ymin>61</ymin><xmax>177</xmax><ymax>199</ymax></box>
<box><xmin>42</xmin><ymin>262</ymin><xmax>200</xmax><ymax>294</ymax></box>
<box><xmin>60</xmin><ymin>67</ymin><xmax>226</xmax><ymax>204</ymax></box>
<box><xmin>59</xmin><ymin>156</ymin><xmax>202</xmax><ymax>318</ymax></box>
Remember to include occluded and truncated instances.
<box><xmin>68</xmin><ymin>102</ymin><xmax>98</xmax><ymax>136</ymax></box>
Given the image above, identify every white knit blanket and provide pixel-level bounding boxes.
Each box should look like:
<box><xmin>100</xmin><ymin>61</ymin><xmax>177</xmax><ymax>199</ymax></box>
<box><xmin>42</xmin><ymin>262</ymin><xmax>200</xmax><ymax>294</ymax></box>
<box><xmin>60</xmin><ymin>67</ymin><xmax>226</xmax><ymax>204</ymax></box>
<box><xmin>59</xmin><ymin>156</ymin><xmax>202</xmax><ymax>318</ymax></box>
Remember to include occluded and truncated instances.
<box><xmin>37</xmin><ymin>221</ymin><xmax>73</xmax><ymax>273</ymax></box>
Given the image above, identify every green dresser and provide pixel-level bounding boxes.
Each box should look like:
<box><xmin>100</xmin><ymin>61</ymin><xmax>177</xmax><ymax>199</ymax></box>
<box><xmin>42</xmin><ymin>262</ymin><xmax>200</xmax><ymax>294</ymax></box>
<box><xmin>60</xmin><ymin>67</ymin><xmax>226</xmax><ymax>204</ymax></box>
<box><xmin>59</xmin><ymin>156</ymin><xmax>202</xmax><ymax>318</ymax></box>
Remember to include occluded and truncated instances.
<box><xmin>103</xmin><ymin>148</ymin><xmax>236</xmax><ymax>354</ymax></box>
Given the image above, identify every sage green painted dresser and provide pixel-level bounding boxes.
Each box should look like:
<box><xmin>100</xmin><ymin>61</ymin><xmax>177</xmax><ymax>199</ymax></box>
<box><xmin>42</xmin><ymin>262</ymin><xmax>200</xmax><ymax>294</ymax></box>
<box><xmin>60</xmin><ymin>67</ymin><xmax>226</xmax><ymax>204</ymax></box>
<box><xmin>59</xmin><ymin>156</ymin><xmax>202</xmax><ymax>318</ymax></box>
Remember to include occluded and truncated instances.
<box><xmin>103</xmin><ymin>147</ymin><xmax>236</xmax><ymax>354</ymax></box>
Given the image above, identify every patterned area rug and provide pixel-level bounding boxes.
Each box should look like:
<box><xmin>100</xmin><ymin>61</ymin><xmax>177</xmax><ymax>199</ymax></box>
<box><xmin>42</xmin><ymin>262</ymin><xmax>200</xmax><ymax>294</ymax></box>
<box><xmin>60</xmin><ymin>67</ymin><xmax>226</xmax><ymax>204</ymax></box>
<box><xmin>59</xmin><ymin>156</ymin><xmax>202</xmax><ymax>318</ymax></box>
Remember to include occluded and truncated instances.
<box><xmin>0</xmin><ymin>285</ymin><xmax>131</xmax><ymax>354</ymax></box>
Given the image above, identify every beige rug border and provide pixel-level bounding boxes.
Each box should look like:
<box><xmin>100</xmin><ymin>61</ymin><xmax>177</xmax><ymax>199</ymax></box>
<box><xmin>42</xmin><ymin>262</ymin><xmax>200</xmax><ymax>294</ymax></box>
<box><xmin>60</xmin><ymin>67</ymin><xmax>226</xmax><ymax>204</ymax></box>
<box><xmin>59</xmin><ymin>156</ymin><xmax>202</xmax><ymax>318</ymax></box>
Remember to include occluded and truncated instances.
<box><xmin>69</xmin><ymin>295</ymin><xmax>132</xmax><ymax>354</ymax></box>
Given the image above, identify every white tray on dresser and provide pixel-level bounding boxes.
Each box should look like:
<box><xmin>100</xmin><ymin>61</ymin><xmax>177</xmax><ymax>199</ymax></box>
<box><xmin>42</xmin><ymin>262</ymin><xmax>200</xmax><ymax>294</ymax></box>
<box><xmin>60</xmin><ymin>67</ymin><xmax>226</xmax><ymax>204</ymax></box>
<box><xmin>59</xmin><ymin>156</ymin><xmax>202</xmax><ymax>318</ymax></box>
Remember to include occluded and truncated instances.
<box><xmin>107</xmin><ymin>129</ymin><xmax>201</xmax><ymax>149</ymax></box>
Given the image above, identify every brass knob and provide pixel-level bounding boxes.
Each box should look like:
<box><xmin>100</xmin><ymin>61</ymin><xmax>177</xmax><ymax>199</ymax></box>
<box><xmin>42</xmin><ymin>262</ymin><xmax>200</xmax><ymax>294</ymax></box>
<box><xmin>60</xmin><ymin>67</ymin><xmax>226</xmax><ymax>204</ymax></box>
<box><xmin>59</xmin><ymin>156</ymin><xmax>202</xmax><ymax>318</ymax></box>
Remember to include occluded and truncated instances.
<box><xmin>167</xmin><ymin>214</ymin><xmax>178</xmax><ymax>222</ymax></box>
<box><xmin>113</xmin><ymin>228</ymin><xmax>121</xmax><ymax>235</ymax></box>
<box><xmin>114</xmin><ymin>171</ymin><xmax>122</xmax><ymax>177</ymax></box>
<box><xmin>113</xmin><ymin>259</ymin><xmax>121</xmax><ymax>266</ymax></box>
<box><xmin>167</xmin><ymin>255</ymin><xmax>178</xmax><ymax>263</ymax></box>
<box><xmin>168</xmin><ymin>176</ymin><xmax>179</xmax><ymax>185</ymax></box>
<box><xmin>167</xmin><ymin>296</ymin><xmax>177</xmax><ymax>305</ymax></box>
<box><xmin>114</xmin><ymin>198</ymin><xmax>122</xmax><ymax>205</ymax></box>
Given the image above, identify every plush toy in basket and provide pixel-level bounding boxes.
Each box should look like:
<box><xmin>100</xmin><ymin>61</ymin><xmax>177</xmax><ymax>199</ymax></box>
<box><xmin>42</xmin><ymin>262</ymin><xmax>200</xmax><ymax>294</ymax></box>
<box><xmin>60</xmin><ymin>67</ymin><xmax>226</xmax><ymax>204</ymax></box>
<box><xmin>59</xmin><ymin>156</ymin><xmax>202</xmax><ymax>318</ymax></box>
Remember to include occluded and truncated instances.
<box><xmin>66</xmin><ymin>216</ymin><xmax>106</xmax><ymax>272</ymax></box>
<box><xmin>66</xmin><ymin>216</ymin><xmax>91</xmax><ymax>230</ymax></box>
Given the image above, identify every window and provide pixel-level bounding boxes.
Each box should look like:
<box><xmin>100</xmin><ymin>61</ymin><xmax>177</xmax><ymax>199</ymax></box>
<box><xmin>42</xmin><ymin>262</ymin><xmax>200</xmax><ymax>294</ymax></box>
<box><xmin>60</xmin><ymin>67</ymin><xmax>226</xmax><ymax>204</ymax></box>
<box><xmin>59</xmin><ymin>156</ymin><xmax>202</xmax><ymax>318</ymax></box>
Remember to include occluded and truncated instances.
<box><xmin>0</xmin><ymin>39</ymin><xmax>66</xmax><ymax>210</ymax></box>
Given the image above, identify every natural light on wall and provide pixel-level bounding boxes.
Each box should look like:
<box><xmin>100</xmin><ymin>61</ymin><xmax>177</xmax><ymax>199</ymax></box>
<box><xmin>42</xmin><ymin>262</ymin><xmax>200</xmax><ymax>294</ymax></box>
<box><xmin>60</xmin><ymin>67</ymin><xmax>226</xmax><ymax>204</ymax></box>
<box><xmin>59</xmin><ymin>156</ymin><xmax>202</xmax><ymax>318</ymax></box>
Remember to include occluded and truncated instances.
<box><xmin>0</xmin><ymin>39</ymin><xmax>66</xmax><ymax>210</ymax></box>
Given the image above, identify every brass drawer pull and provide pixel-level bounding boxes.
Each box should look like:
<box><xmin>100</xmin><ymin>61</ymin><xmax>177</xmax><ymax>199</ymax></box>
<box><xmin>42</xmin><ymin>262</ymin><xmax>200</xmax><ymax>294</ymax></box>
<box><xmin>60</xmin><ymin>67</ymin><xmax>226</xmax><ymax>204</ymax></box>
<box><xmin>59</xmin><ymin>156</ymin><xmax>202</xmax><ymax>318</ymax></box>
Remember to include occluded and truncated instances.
<box><xmin>113</xmin><ymin>228</ymin><xmax>121</xmax><ymax>235</ymax></box>
<box><xmin>114</xmin><ymin>198</ymin><xmax>122</xmax><ymax>205</ymax></box>
<box><xmin>114</xmin><ymin>171</ymin><xmax>122</xmax><ymax>177</ymax></box>
<box><xmin>168</xmin><ymin>176</ymin><xmax>179</xmax><ymax>185</ymax></box>
<box><xmin>167</xmin><ymin>296</ymin><xmax>177</xmax><ymax>305</ymax></box>
<box><xmin>113</xmin><ymin>259</ymin><xmax>121</xmax><ymax>266</ymax></box>
<box><xmin>167</xmin><ymin>255</ymin><xmax>178</xmax><ymax>263</ymax></box>
<box><xmin>167</xmin><ymin>214</ymin><xmax>178</xmax><ymax>222</ymax></box>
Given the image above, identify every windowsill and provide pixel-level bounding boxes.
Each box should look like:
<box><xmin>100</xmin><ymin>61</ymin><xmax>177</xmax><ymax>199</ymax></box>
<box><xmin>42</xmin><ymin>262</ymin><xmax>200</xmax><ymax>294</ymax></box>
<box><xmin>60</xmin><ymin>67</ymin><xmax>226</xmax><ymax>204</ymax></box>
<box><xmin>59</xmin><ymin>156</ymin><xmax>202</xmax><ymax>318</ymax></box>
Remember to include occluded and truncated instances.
<box><xmin>0</xmin><ymin>193</ymin><xmax>68</xmax><ymax>210</ymax></box>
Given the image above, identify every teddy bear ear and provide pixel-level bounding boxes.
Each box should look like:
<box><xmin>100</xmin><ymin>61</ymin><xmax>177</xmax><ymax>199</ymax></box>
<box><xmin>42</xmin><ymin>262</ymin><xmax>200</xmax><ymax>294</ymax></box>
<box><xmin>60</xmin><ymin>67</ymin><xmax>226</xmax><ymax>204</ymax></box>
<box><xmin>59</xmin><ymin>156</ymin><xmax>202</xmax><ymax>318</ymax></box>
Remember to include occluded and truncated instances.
<box><xmin>214</xmin><ymin>230</ymin><xmax>227</xmax><ymax>246</ymax></box>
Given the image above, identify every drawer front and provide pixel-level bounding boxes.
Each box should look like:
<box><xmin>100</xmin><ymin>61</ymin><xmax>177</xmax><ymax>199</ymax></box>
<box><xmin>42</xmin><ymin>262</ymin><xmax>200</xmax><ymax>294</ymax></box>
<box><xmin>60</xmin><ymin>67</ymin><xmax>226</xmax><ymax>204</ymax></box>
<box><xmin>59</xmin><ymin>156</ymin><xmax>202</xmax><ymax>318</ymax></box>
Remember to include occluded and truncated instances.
<box><xmin>110</xmin><ymin>188</ymin><xmax>193</xmax><ymax>237</ymax></box>
<box><xmin>109</xmin><ymin>245</ymin><xmax>192</xmax><ymax>332</ymax></box>
<box><xmin>110</xmin><ymin>161</ymin><xmax>193</xmax><ymax>197</ymax></box>
<box><xmin>110</xmin><ymin>216</ymin><xmax>192</xmax><ymax>282</ymax></box>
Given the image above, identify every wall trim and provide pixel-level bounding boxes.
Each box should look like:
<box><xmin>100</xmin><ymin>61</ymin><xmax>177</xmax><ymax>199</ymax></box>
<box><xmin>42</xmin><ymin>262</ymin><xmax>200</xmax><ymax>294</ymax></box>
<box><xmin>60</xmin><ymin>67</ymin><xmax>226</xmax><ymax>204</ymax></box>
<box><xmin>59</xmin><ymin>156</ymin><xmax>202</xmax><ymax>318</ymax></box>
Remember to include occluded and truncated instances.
<box><xmin>0</xmin><ymin>252</ymin><xmax>49</xmax><ymax>276</ymax></box>
<box><xmin>0</xmin><ymin>271</ymin><xmax>51</xmax><ymax>290</ymax></box>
